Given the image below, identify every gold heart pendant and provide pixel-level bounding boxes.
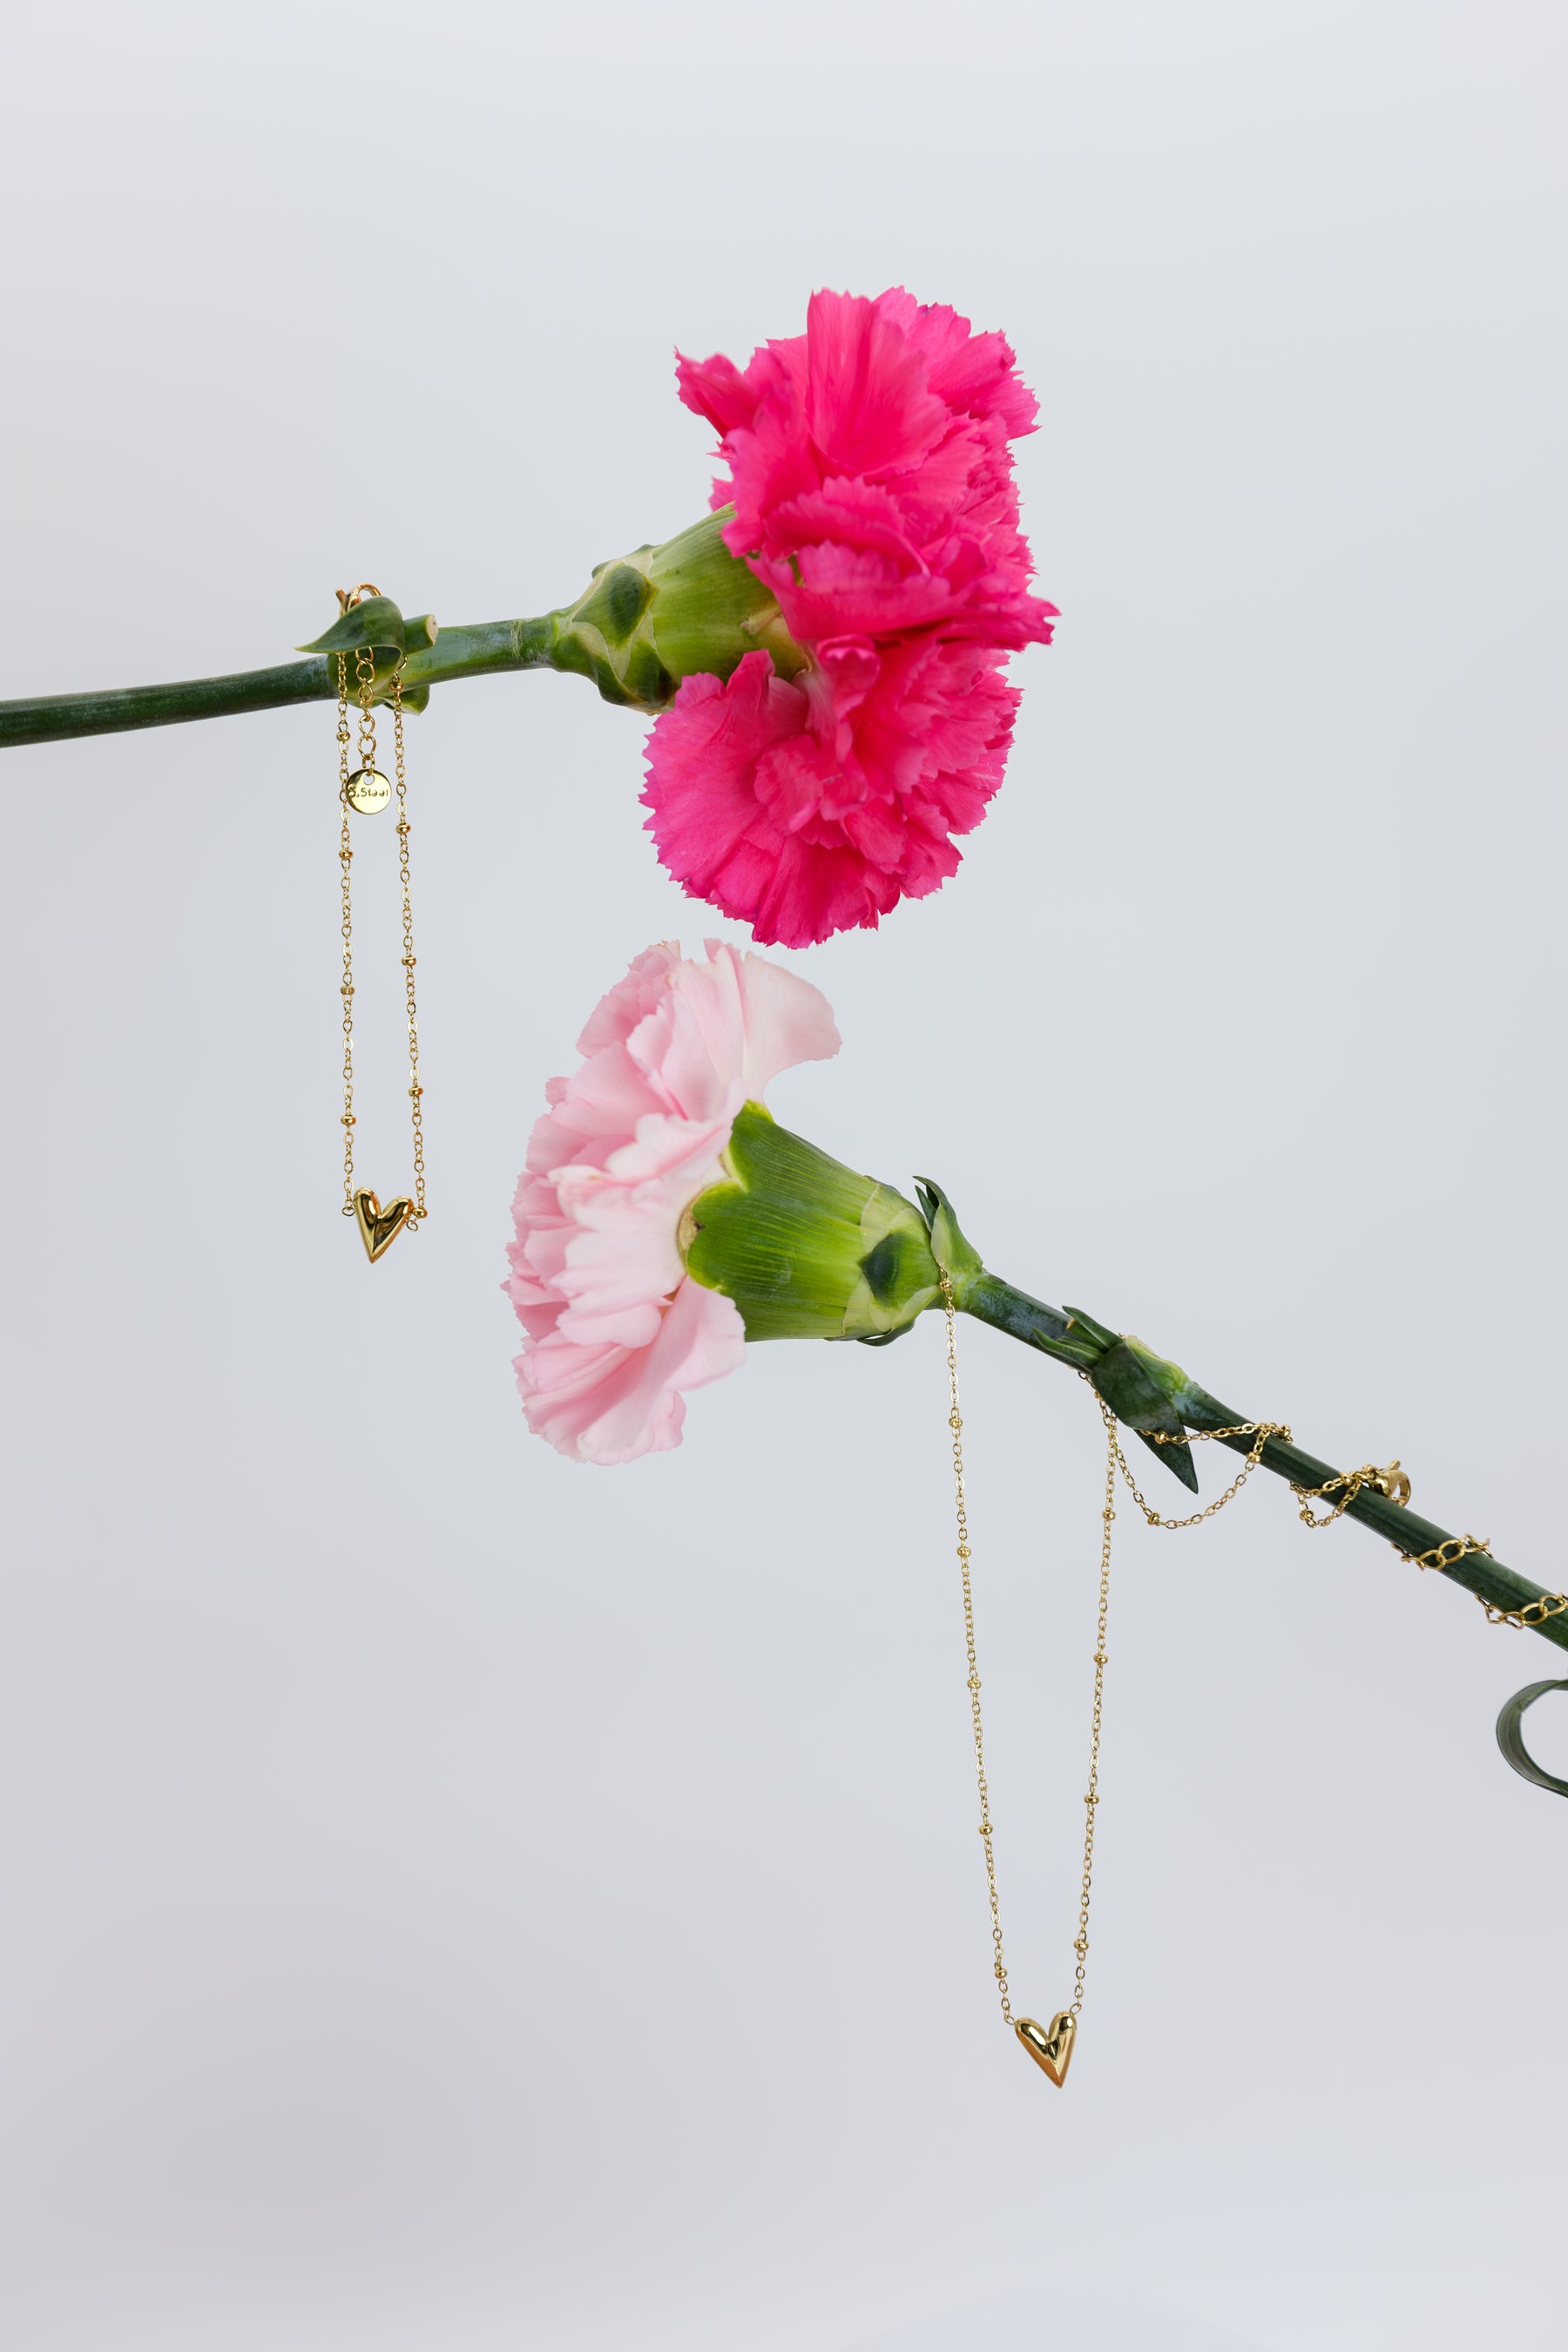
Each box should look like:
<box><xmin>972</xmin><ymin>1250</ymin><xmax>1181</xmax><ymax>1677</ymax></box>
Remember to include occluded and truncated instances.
<box><xmin>352</xmin><ymin>1187</ymin><xmax>416</xmax><ymax>1264</ymax></box>
<box><xmin>1015</xmin><ymin>2011</ymin><xmax>1076</xmax><ymax>2086</ymax></box>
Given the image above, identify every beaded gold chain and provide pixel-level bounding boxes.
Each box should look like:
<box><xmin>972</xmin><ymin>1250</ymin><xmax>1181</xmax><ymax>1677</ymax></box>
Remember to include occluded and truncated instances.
<box><xmin>334</xmin><ymin>589</ymin><xmax>427</xmax><ymax>1265</ymax></box>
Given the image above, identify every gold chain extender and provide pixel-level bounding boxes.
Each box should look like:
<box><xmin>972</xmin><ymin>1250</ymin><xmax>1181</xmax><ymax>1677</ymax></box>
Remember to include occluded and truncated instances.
<box><xmin>335</xmin><ymin>603</ymin><xmax>427</xmax><ymax>1264</ymax></box>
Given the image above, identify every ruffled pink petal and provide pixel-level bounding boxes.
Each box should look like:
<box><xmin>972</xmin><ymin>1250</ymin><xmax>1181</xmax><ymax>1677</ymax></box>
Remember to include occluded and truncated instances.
<box><xmin>527</xmin><ymin>1039</ymin><xmax>672</xmax><ymax>1166</ymax></box>
<box><xmin>675</xmin><ymin>351</ymin><xmax>759</xmax><ymax>439</ymax></box>
<box><xmin>765</xmin><ymin>477</ymin><xmax>920</xmax><ymax>564</ymax></box>
<box><xmin>771</xmin><ymin>544</ymin><xmax>970</xmax><ymax>644</ymax></box>
<box><xmin>642</xmin><ymin>639</ymin><xmax>1020</xmax><ymax>949</ymax></box>
<box><xmin>517</xmin><ymin>1279</ymin><xmax>747</xmax><ymax>1467</ymax></box>
<box><xmin>884</xmin><ymin>289</ymin><xmax>1040</xmax><ymax>437</ymax></box>
<box><xmin>642</xmin><ymin>653</ymin><xmax>806</xmax><ymax>893</ymax></box>
<box><xmin>801</xmin><ymin>287</ymin><xmax>950</xmax><ymax>481</ymax></box>
<box><xmin>550</xmin><ymin>1113</ymin><xmax>733</xmax><ymax>1348</ymax></box>
<box><xmin>670</xmin><ymin>939</ymin><xmax>841</xmax><ymax>1103</ymax></box>
<box><xmin>576</xmin><ymin>942</ymin><xmax>682</xmax><ymax>1058</ymax></box>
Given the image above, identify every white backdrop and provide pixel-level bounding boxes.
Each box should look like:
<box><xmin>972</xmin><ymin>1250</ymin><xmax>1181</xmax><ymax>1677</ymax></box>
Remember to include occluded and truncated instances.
<box><xmin>3</xmin><ymin>4</ymin><xmax>1565</xmax><ymax>2347</ymax></box>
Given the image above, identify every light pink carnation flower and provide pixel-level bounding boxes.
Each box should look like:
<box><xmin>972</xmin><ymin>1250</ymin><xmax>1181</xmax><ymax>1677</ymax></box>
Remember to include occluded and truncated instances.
<box><xmin>505</xmin><ymin>940</ymin><xmax>840</xmax><ymax>1464</ymax></box>
<box><xmin>642</xmin><ymin>287</ymin><xmax>1058</xmax><ymax>949</ymax></box>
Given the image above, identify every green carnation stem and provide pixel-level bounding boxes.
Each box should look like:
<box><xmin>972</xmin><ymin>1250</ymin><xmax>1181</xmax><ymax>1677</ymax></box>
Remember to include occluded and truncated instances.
<box><xmin>0</xmin><ymin>510</ymin><xmax>798</xmax><ymax>751</ymax></box>
<box><xmin>0</xmin><ymin>617</ymin><xmax>561</xmax><ymax>750</ymax></box>
<box><xmin>963</xmin><ymin>1274</ymin><xmax>1568</xmax><ymax>1660</ymax></box>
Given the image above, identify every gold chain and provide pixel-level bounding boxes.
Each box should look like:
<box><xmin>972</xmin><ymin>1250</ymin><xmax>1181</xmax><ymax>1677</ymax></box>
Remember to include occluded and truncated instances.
<box><xmin>337</xmin><ymin>652</ymin><xmax>356</xmax><ymax>1210</ymax></box>
<box><xmin>1294</xmin><ymin>1461</ymin><xmax>1409</xmax><ymax>1526</ymax></box>
<box><xmin>390</xmin><ymin>669</ymin><xmax>427</xmax><ymax>1220</ymax></box>
<box><xmin>1390</xmin><ymin>1532</ymin><xmax>1568</xmax><ymax>1630</ymax></box>
<box><xmin>1403</xmin><ymin>1534</ymin><xmax>1490</xmax><ymax>1574</ymax></box>
<box><xmin>1106</xmin><ymin>1413</ymin><xmax>1289</xmax><ymax>1530</ymax></box>
<box><xmin>940</xmin><ymin>1281</ymin><xmax>1012</xmax><ymax>2027</ymax></box>
<box><xmin>1479</xmin><ymin>1590</ymin><xmax>1568</xmax><ymax>1630</ymax></box>
<box><xmin>1115</xmin><ymin>1424</ymin><xmax>1567</xmax><ymax>1629</ymax></box>
<box><xmin>1072</xmin><ymin>1416</ymin><xmax>1115</xmax><ymax>2018</ymax></box>
<box><xmin>335</xmin><ymin>610</ymin><xmax>427</xmax><ymax>1238</ymax></box>
<box><xmin>939</xmin><ymin>1279</ymin><xmax>1127</xmax><ymax>2049</ymax></box>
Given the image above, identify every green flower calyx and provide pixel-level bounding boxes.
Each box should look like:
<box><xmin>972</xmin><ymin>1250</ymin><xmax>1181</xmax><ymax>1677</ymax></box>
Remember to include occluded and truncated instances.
<box><xmin>548</xmin><ymin>509</ymin><xmax>807</xmax><ymax>713</ymax></box>
<box><xmin>681</xmin><ymin>1104</ymin><xmax>942</xmax><ymax>1342</ymax></box>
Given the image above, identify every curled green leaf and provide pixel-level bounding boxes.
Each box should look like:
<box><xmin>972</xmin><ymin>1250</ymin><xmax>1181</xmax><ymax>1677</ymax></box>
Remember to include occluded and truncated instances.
<box><xmin>1495</xmin><ymin>1679</ymin><xmax>1568</xmax><ymax>1798</ymax></box>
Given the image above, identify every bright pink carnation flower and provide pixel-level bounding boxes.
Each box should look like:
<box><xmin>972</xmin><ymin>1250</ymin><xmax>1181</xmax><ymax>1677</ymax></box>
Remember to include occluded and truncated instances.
<box><xmin>505</xmin><ymin>940</ymin><xmax>840</xmax><ymax>1465</ymax></box>
<box><xmin>642</xmin><ymin>287</ymin><xmax>1057</xmax><ymax>948</ymax></box>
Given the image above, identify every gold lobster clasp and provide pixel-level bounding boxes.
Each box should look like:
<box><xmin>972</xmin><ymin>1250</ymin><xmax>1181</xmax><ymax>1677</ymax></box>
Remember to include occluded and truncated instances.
<box><xmin>1367</xmin><ymin>1461</ymin><xmax>1411</xmax><ymax>1504</ymax></box>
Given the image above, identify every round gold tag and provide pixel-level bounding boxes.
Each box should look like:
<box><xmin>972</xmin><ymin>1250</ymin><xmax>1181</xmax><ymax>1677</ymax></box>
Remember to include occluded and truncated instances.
<box><xmin>346</xmin><ymin>767</ymin><xmax>392</xmax><ymax>815</ymax></box>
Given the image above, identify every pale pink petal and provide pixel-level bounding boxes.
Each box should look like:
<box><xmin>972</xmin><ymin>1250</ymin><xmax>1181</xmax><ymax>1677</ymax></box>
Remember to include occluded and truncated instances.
<box><xmin>576</xmin><ymin>942</ymin><xmax>682</xmax><ymax>1057</ymax></box>
<box><xmin>666</xmin><ymin>940</ymin><xmax>841</xmax><ymax>1108</ymax></box>
<box><xmin>551</xmin><ymin>1113</ymin><xmax>733</xmax><ymax>1347</ymax></box>
<box><xmin>517</xmin><ymin>1280</ymin><xmax>746</xmax><ymax>1466</ymax></box>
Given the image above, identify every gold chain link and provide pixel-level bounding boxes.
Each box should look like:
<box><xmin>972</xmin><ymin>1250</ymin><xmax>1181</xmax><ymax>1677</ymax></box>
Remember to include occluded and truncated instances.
<box><xmin>1403</xmin><ymin>1534</ymin><xmax>1490</xmax><ymax>1574</ymax></box>
<box><xmin>1478</xmin><ymin>1590</ymin><xmax>1568</xmax><ymax>1630</ymax></box>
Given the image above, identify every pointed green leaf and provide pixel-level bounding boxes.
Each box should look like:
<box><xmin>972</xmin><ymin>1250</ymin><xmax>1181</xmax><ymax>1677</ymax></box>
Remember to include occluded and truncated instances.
<box><xmin>1090</xmin><ymin>1336</ymin><xmax>1199</xmax><ymax>1490</ymax></box>
<box><xmin>913</xmin><ymin>1175</ymin><xmax>984</xmax><ymax>1293</ymax></box>
<box><xmin>1131</xmin><ymin>1423</ymin><xmax>1200</xmax><ymax>1492</ymax></box>
<box><xmin>296</xmin><ymin>596</ymin><xmax>406</xmax><ymax>657</ymax></box>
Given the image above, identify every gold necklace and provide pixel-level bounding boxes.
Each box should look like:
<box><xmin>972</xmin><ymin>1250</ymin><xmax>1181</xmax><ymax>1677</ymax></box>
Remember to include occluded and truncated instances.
<box><xmin>335</xmin><ymin>599</ymin><xmax>427</xmax><ymax>1263</ymax></box>
<box><xmin>939</xmin><ymin>1275</ymin><xmax>1104</xmax><ymax>2085</ymax></box>
<box><xmin>938</xmin><ymin>1274</ymin><xmax>1290</xmax><ymax>2086</ymax></box>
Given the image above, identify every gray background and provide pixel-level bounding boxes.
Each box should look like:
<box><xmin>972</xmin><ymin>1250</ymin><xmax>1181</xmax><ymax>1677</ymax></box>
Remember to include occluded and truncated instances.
<box><xmin>2</xmin><ymin>3</ymin><xmax>1564</xmax><ymax>2345</ymax></box>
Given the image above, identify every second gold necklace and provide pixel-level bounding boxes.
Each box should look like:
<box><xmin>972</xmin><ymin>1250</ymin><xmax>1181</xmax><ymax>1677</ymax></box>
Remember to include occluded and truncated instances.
<box><xmin>939</xmin><ymin>1274</ymin><xmax>1107</xmax><ymax>2086</ymax></box>
<box><xmin>938</xmin><ymin>1274</ymin><xmax>1285</xmax><ymax>2085</ymax></box>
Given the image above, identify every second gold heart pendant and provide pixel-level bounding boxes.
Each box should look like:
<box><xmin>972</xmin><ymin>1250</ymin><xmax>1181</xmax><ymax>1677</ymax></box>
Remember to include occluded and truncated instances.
<box><xmin>352</xmin><ymin>1187</ymin><xmax>418</xmax><ymax>1265</ymax></box>
<box><xmin>334</xmin><ymin>590</ymin><xmax>428</xmax><ymax>1265</ymax></box>
<box><xmin>1015</xmin><ymin>2012</ymin><xmax>1077</xmax><ymax>2086</ymax></box>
